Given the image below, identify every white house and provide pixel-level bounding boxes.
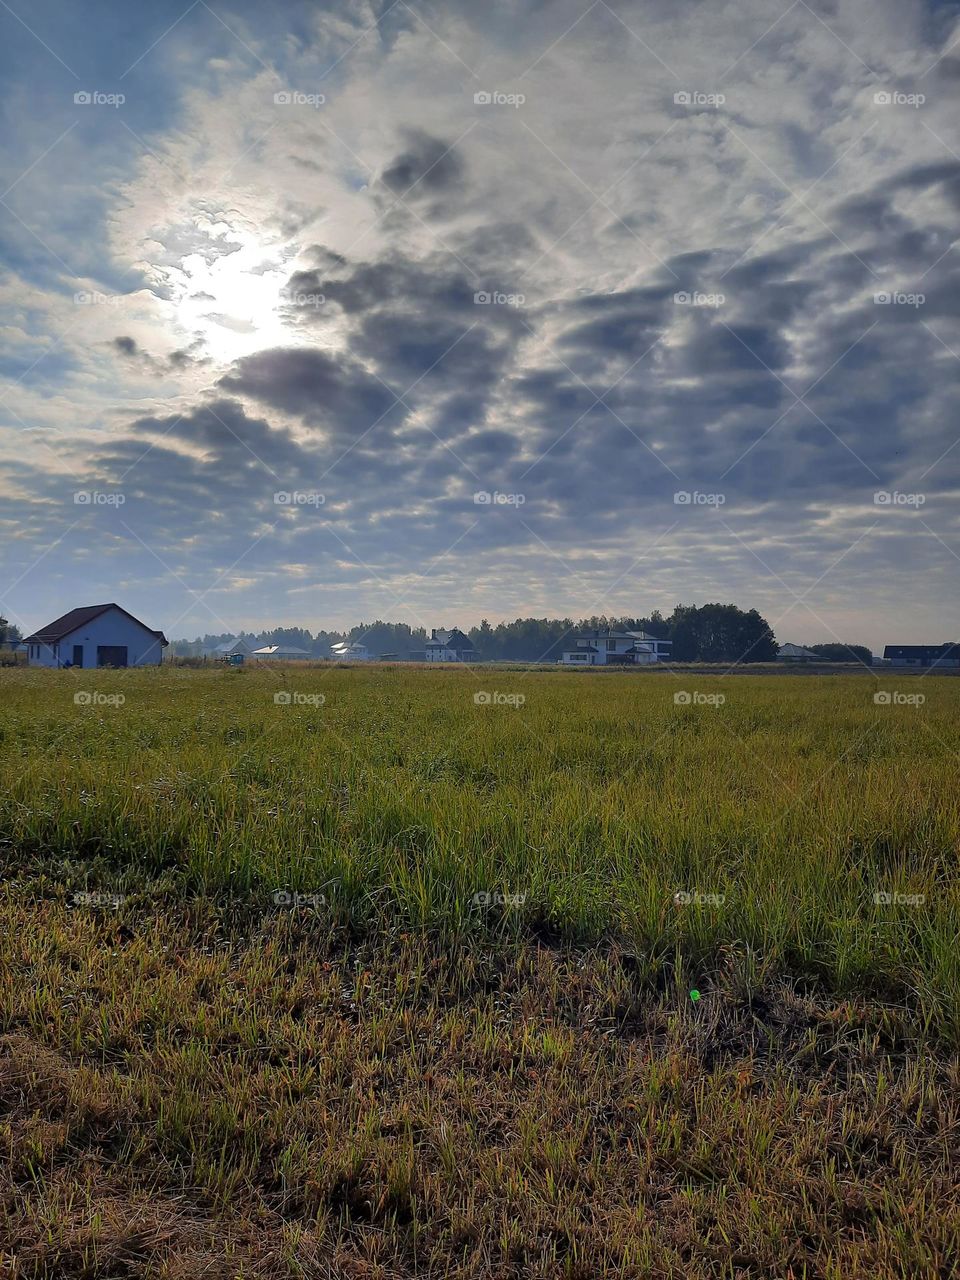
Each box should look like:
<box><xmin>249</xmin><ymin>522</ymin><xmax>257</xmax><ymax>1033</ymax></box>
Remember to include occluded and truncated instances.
<box><xmin>424</xmin><ymin>628</ymin><xmax>477</xmax><ymax>662</ymax></box>
<box><xmin>23</xmin><ymin>603</ymin><xmax>168</xmax><ymax>668</ymax></box>
<box><xmin>561</xmin><ymin>628</ymin><xmax>671</xmax><ymax>666</ymax></box>
<box><xmin>330</xmin><ymin>640</ymin><xmax>372</xmax><ymax>660</ymax></box>
<box><xmin>252</xmin><ymin>644</ymin><xmax>312</xmax><ymax>660</ymax></box>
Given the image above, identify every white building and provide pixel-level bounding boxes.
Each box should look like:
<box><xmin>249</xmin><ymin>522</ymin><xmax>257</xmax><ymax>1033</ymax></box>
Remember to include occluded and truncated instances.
<box><xmin>252</xmin><ymin>644</ymin><xmax>312</xmax><ymax>660</ymax></box>
<box><xmin>561</xmin><ymin>628</ymin><xmax>671</xmax><ymax>666</ymax></box>
<box><xmin>330</xmin><ymin>640</ymin><xmax>372</xmax><ymax>660</ymax></box>
<box><xmin>23</xmin><ymin>603</ymin><xmax>168</xmax><ymax>668</ymax></box>
<box><xmin>424</xmin><ymin>628</ymin><xmax>477</xmax><ymax>662</ymax></box>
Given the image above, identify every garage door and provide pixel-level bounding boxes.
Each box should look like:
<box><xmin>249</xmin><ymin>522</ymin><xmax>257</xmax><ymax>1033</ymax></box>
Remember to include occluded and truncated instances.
<box><xmin>97</xmin><ymin>646</ymin><xmax>128</xmax><ymax>668</ymax></box>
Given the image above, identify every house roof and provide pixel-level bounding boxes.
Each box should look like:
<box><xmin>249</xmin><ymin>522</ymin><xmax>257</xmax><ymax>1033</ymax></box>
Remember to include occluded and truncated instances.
<box><xmin>778</xmin><ymin>642</ymin><xmax>821</xmax><ymax>659</ymax></box>
<box><xmin>426</xmin><ymin>628</ymin><xmax>475</xmax><ymax>649</ymax></box>
<box><xmin>575</xmin><ymin>628</ymin><xmax>669</xmax><ymax>643</ymax></box>
<box><xmin>213</xmin><ymin>638</ymin><xmax>251</xmax><ymax>653</ymax></box>
<box><xmin>884</xmin><ymin>643</ymin><xmax>960</xmax><ymax>659</ymax></box>
<box><xmin>24</xmin><ymin>603</ymin><xmax>168</xmax><ymax>646</ymax></box>
<box><xmin>253</xmin><ymin>644</ymin><xmax>311</xmax><ymax>656</ymax></box>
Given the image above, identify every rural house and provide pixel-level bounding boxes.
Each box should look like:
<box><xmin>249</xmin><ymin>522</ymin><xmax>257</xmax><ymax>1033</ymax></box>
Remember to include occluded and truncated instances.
<box><xmin>560</xmin><ymin>628</ymin><xmax>671</xmax><ymax>666</ymax></box>
<box><xmin>883</xmin><ymin>643</ymin><xmax>960</xmax><ymax>668</ymax></box>
<box><xmin>207</xmin><ymin>638</ymin><xmax>254</xmax><ymax>660</ymax></box>
<box><xmin>424</xmin><ymin>628</ymin><xmax>477</xmax><ymax>662</ymax></box>
<box><xmin>24</xmin><ymin>603</ymin><xmax>168</xmax><ymax>668</ymax></box>
<box><xmin>330</xmin><ymin>640</ymin><xmax>372</xmax><ymax>660</ymax></box>
<box><xmin>778</xmin><ymin>643</ymin><xmax>821</xmax><ymax>662</ymax></box>
<box><xmin>252</xmin><ymin>644</ymin><xmax>312</xmax><ymax>660</ymax></box>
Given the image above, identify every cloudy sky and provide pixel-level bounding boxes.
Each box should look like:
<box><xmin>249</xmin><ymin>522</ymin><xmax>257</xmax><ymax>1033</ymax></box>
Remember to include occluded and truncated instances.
<box><xmin>1</xmin><ymin>0</ymin><xmax>958</xmax><ymax>648</ymax></box>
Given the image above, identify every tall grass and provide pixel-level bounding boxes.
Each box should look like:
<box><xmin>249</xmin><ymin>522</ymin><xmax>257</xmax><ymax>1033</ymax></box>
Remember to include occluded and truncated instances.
<box><xmin>2</xmin><ymin>663</ymin><xmax>958</xmax><ymax>1038</ymax></box>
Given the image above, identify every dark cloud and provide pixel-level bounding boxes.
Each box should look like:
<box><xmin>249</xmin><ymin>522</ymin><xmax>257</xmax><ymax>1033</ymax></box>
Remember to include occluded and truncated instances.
<box><xmin>380</xmin><ymin>129</ymin><xmax>465</xmax><ymax>199</ymax></box>
<box><xmin>218</xmin><ymin>347</ymin><xmax>403</xmax><ymax>437</ymax></box>
<box><xmin>110</xmin><ymin>335</ymin><xmax>210</xmax><ymax>374</ymax></box>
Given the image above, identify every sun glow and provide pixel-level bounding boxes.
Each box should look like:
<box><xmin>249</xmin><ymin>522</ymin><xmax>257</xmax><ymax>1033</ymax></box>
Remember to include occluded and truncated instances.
<box><xmin>166</xmin><ymin>222</ymin><xmax>302</xmax><ymax>364</ymax></box>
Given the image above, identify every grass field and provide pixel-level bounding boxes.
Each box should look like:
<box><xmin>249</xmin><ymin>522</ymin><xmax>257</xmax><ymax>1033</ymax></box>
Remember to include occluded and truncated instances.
<box><xmin>2</xmin><ymin>664</ymin><xmax>959</xmax><ymax>1277</ymax></box>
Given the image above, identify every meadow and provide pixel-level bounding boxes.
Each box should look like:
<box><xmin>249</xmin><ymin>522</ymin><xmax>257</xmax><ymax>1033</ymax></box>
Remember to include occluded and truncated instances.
<box><xmin>2</xmin><ymin>663</ymin><xmax>959</xmax><ymax>1277</ymax></box>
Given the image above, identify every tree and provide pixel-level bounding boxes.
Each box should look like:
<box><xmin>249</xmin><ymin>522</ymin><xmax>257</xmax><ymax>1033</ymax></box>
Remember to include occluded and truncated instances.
<box><xmin>807</xmin><ymin>643</ymin><xmax>873</xmax><ymax>666</ymax></box>
<box><xmin>667</xmin><ymin>603</ymin><xmax>778</xmax><ymax>663</ymax></box>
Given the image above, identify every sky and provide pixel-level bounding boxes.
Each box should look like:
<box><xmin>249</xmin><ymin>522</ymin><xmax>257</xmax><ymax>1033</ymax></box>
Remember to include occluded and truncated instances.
<box><xmin>0</xmin><ymin>0</ymin><xmax>958</xmax><ymax>650</ymax></box>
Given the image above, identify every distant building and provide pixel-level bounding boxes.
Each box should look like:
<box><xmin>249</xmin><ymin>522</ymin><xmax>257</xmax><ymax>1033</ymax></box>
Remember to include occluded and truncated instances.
<box><xmin>252</xmin><ymin>644</ymin><xmax>312</xmax><ymax>660</ymax></box>
<box><xmin>778</xmin><ymin>642</ymin><xmax>820</xmax><ymax>662</ymax></box>
<box><xmin>883</xmin><ymin>643</ymin><xmax>960</xmax><ymax>668</ymax></box>
<box><xmin>207</xmin><ymin>638</ymin><xmax>254</xmax><ymax>660</ymax></box>
<box><xmin>561</xmin><ymin>628</ymin><xmax>671</xmax><ymax>666</ymax></box>
<box><xmin>424</xmin><ymin>628</ymin><xmax>477</xmax><ymax>662</ymax></box>
<box><xmin>330</xmin><ymin>640</ymin><xmax>372</xmax><ymax>661</ymax></box>
<box><xmin>23</xmin><ymin>603</ymin><xmax>167</xmax><ymax>668</ymax></box>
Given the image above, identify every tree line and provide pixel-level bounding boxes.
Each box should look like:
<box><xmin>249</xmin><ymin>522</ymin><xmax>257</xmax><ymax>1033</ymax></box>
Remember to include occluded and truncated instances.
<box><xmin>167</xmin><ymin>605</ymin><xmax>873</xmax><ymax>664</ymax></box>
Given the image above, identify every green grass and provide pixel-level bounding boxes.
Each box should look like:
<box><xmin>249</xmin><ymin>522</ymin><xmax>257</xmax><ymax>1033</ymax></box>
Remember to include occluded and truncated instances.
<box><xmin>2</xmin><ymin>664</ymin><xmax>958</xmax><ymax>1036</ymax></box>
<box><xmin>2</xmin><ymin>664</ymin><xmax>959</xmax><ymax>1277</ymax></box>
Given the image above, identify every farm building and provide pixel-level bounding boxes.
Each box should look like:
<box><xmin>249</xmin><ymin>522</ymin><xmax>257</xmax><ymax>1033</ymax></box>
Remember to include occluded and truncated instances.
<box><xmin>252</xmin><ymin>644</ymin><xmax>312</xmax><ymax>660</ymax></box>
<box><xmin>884</xmin><ymin>643</ymin><xmax>960</xmax><ymax>668</ymax></box>
<box><xmin>206</xmin><ymin>638</ymin><xmax>255</xmax><ymax>660</ymax></box>
<box><xmin>561</xmin><ymin>628</ymin><xmax>671</xmax><ymax>666</ymax></box>
<box><xmin>23</xmin><ymin>603</ymin><xmax>167</xmax><ymax>668</ymax></box>
<box><xmin>330</xmin><ymin>640</ymin><xmax>372</xmax><ymax>660</ymax></box>
<box><xmin>424</xmin><ymin>628</ymin><xmax>477</xmax><ymax>662</ymax></box>
<box><xmin>778</xmin><ymin>643</ymin><xmax>820</xmax><ymax>662</ymax></box>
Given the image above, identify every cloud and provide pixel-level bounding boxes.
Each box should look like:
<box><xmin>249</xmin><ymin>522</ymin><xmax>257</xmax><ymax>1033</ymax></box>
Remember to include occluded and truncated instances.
<box><xmin>3</xmin><ymin>0</ymin><xmax>960</xmax><ymax>645</ymax></box>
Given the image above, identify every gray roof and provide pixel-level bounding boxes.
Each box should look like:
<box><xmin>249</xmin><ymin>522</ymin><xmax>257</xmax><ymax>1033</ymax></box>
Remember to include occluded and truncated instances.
<box><xmin>24</xmin><ymin>603</ymin><xmax>167</xmax><ymax>646</ymax></box>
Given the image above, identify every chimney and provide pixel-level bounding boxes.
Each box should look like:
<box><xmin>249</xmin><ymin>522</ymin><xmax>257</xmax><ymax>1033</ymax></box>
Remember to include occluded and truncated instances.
<box><xmin>431</xmin><ymin>629</ymin><xmax>437</xmax><ymax>640</ymax></box>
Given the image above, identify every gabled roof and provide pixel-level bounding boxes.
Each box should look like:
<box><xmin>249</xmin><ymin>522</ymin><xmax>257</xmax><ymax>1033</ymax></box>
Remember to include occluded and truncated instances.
<box><xmin>426</xmin><ymin>627</ymin><xmax>475</xmax><ymax>649</ymax></box>
<box><xmin>213</xmin><ymin>638</ymin><xmax>252</xmax><ymax>653</ymax></box>
<box><xmin>253</xmin><ymin>644</ymin><xmax>311</xmax><ymax>656</ymax></box>
<box><xmin>778</xmin><ymin>642</ymin><xmax>820</xmax><ymax>659</ymax></box>
<box><xmin>24</xmin><ymin>603</ymin><xmax>167</xmax><ymax>646</ymax></box>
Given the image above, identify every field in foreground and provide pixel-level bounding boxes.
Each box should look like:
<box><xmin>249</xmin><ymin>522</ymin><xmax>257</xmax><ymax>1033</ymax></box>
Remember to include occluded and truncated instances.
<box><xmin>1</xmin><ymin>665</ymin><xmax>959</xmax><ymax>1277</ymax></box>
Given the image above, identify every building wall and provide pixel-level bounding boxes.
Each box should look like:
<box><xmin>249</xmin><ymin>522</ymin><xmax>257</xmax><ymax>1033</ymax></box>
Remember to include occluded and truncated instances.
<box><xmin>28</xmin><ymin>608</ymin><xmax>164</xmax><ymax>668</ymax></box>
